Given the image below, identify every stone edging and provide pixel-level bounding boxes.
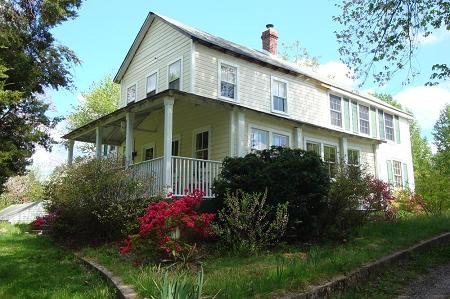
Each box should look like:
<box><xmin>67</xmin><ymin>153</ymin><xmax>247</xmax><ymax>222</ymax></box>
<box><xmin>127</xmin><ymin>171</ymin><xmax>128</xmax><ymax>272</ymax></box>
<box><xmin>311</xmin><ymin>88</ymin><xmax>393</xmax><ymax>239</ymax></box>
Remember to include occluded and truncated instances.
<box><xmin>76</xmin><ymin>254</ymin><xmax>139</xmax><ymax>299</ymax></box>
<box><xmin>278</xmin><ymin>232</ymin><xmax>450</xmax><ymax>299</ymax></box>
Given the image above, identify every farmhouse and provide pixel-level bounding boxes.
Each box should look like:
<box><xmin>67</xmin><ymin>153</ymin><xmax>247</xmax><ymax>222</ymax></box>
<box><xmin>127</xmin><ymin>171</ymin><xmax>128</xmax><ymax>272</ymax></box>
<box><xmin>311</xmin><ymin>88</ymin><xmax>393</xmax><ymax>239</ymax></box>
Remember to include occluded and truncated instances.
<box><xmin>63</xmin><ymin>12</ymin><xmax>414</xmax><ymax>197</ymax></box>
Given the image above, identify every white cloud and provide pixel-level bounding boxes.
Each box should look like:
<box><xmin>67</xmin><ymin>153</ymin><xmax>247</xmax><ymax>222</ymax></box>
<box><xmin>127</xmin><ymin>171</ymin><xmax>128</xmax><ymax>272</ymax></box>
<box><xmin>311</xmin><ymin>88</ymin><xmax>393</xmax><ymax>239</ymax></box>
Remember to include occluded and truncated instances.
<box><xmin>315</xmin><ymin>61</ymin><xmax>357</xmax><ymax>87</ymax></box>
<box><xmin>418</xmin><ymin>29</ymin><xmax>450</xmax><ymax>46</ymax></box>
<box><xmin>394</xmin><ymin>85</ymin><xmax>450</xmax><ymax>138</ymax></box>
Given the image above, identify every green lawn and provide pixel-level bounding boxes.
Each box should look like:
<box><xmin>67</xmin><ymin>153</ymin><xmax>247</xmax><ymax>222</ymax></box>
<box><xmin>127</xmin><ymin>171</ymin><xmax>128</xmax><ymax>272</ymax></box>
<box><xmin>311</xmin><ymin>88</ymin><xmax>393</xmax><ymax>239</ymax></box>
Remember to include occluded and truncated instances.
<box><xmin>81</xmin><ymin>214</ymin><xmax>450</xmax><ymax>299</ymax></box>
<box><xmin>334</xmin><ymin>242</ymin><xmax>450</xmax><ymax>298</ymax></box>
<box><xmin>0</xmin><ymin>222</ymin><xmax>115</xmax><ymax>299</ymax></box>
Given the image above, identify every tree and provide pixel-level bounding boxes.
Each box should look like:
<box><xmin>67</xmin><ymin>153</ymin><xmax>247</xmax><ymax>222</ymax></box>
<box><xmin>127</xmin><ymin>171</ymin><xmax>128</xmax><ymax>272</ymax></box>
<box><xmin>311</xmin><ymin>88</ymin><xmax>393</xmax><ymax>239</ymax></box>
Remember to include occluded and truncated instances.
<box><xmin>0</xmin><ymin>169</ymin><xmax>44</xmax><ymax>210</ymax></box>
<box><xmin>371</xmin><ymin>92</ymin><xmax>404</xmax><ymax>110</ymax></box>
<box><xmin>280</xmin><ymin>41</ymin><xmax>320</xmax><ymax>70</ymax></box>
<box><xmin>432</xmin><ymin>104</ymin><xmax>450</xmax><ymax>176</ymax></box>
<box><xmin>0</xmin><ymin>0</ymin><xmax>82</xmax><ymax>193</ymax></box>
<box><xmin>334</xmin><ymin>1</ymin><xmax>450</xmax><ymax>86</ymax></box>
<box><xmin>67</xmin><ymin>75</ymin><xmax>120</xmax><ymax>130</ymax></box>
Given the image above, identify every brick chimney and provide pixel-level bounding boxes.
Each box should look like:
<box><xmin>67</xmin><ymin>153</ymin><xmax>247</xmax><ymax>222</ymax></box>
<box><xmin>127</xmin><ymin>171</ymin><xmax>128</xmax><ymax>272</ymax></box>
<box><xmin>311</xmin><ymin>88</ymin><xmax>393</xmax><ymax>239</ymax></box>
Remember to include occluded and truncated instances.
<box><xmin>261</xmin><ymin>24</ymin><xmax>278</xmax><ymax>55</ymax></box>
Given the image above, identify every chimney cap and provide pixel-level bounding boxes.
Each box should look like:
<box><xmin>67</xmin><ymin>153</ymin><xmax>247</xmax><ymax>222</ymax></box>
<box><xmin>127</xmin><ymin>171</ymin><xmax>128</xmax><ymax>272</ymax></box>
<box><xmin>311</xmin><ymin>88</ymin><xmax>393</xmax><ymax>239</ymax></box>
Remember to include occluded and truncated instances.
<box><xmin>266</xmin><ymin>24</ymin><xmax>274</xmax><ymax>29</ymax></box>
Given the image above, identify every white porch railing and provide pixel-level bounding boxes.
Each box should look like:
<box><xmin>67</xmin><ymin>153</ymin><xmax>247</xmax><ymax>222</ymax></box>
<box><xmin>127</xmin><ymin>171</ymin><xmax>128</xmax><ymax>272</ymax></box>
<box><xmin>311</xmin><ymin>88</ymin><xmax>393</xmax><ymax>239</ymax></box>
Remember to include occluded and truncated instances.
<box><xmin>171</xmin><ymin>156</ymin><xmax>222</xmax><ymax>198</ymax></box>
<box><xmin>129</xmin><ymin>156</ymin><xmax>222</xmax><ymax>198</ymax></box>
<box><xmin>129</xmin><ymin>157</ymin><xmax>164</xmax><ymax>195</ymax></box>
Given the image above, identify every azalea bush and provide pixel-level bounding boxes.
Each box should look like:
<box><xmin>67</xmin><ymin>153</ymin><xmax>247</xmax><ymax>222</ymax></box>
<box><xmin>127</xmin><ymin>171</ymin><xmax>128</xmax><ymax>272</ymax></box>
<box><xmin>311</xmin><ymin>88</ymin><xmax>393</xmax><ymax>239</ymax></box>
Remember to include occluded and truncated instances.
<box><xmin>44</xmin><ymin>157</ymin><xmax>158</xmax><ymax>243</ymax></box>
<box><xmin>392</xmin><ymin>189</ymin><xmax>427</xmax><ymax>217</ymax></box>
<box><xmin>120</xmin><ymin>190</ymin><xmax>215</xmax><ymax>262</ymax></box>
<box><xmin>30</xmin><ymin>212</ymin><xmax>56</xmax><ymax>230</ymax></box>
<box><xmin>214</xmin><ymin>190</ymin><xmax>288</xmax><ymax>255</ymax></box>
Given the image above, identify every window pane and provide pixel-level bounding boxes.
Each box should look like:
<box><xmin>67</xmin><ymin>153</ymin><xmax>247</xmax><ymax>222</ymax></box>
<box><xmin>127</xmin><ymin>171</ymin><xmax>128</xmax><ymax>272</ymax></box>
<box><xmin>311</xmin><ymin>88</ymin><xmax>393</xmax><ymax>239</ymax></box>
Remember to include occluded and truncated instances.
<box><xmin>127</xmin><ymin>84</ymin><xmax>136</xmax><ymax>103</ymax></box>
<box><xmin>221</xmin><ymin>64</ymin><xmax>236</xmax><ymax>83</ymax></box>
<box><xmin>330</xmin><ymin>95</ymin><xmax>342</xmax><ymax>127</ymax></box>
<box><xmin>144</xmin><ymin>147</ymin><xmax>154</xmax><ymax>161</ymax></box>
<box><xmin>220</xmin><ymin>64</ymin><xmax>237</xmax><ymax>99</ymax></box>
<box><xmin>220</xmin><ymin>81</ymin><xmax>235</xmax><ymax>99</ymax></box>
<box><xmin>359</xmin><ymin>105</ymin><xmax>370</xmax><ymax>134</ymax></box>
<box><xmin>393</xmin><ymin>160</ymin><xmax>403</xmax><ymax>187</ymax></box>
<box><xmin>195</xmin><ymin>131</ymin><xmax>209</xmax><ymax>160</ymax></box>
<box><xmin>272</xmin><ymin>133</ymin><xmax>289</xmax><ymax>147</ymax></box>
<box><xmin>273</xmin><ymin>96</ymin><xmax>286</xmax><ymax>112</ymax></box>
<box><xmin>172</xmin><ymin>140</ymin><xmax>179</xmax><ymax>156</ymax></box>
<box><xmin>146</xmin><ymin>73</ymin><xmax>157</xmax><ymax>96</ymax></box>
<box><xmin>306</xmin><ymin>142</ymin><xmax>321</xmax><ymax>156</ymax></box>
<box><xmin>348</xmin><ymin>149</ymin><xmax>360</xmax><ymax>165</ymax></box>
<box><xmin>324</xmin><ymin>145</ymin><xmax>337</xmax><ymax>177</ymax></box>
<box><xmin>251</xmin><ymin>128</ymin><xmax>269</xmax><ymax>150</ymax></box>
<box><xmin>385</xmin><ymin>113</ymin><xmax>395</xmax><ymax>141</ymax></box>
<box><xmin>169</xmin><ymin>60</ymin><xmax>181</xmax><ymax>82</ymax></box>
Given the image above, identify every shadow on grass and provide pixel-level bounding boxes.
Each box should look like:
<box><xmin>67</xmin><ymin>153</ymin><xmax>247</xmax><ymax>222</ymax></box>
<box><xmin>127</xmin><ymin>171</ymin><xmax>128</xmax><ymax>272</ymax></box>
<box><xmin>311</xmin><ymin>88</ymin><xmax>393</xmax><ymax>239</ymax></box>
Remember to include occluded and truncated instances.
<box><xmin>0</xmin><ymin>222</ymin><xmax>115</xmax><ymax>299</ymax></box>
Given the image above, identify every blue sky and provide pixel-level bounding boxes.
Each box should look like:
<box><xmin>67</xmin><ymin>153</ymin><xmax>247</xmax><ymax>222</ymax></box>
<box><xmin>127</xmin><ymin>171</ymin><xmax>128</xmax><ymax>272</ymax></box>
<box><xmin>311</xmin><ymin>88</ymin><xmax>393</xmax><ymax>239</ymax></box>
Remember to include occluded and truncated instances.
<box><xmin>34</xmin><ymin>0</ymin><xmax>450</xmax><ymax>176</ymax></box>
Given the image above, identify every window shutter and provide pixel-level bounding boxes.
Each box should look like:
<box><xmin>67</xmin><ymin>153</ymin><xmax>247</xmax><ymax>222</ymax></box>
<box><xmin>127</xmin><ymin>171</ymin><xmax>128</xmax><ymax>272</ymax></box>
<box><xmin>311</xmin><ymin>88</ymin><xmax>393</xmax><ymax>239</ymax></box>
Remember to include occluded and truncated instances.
<box><xmin>387</xmin><ymin>160</ymin><xmax>394</xmax><ymax>185</ymax></box>
<box><xmin>344</xmin><ymin>98</ymin><xmax>350</xmax><ymax>130</ymax></box>
<box><xmin>352</xmin><ymin>101</ymin><xmax>358</xmax><ymax>133</ymax></box>
<box><xmin>402</xmin><ymin>163</ymin><xmax>409</xmax><ymax>188</ymax></box>
<box><xmin>394</xmin><ymin>116</ymin><xmax>401</xmax><ymax>144</ymax></box>
<box><xmin>378</xmin><ymin>110</ymin><xmax>385</xmax><ymax>140</ymax></box>
<box><xmin>370</xmin><ymin>107</ymin><xmax>377</xmax><ymax>138</ymax></box>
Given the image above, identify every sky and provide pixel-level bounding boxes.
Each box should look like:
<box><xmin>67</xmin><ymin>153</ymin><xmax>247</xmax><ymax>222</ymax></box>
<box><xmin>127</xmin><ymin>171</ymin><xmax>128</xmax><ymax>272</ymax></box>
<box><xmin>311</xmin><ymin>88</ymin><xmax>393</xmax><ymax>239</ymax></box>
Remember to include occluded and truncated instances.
<box><xmin>32</xmin><ymin>0</ymin><xmax>450</xmax><ymax>177</ymax></box>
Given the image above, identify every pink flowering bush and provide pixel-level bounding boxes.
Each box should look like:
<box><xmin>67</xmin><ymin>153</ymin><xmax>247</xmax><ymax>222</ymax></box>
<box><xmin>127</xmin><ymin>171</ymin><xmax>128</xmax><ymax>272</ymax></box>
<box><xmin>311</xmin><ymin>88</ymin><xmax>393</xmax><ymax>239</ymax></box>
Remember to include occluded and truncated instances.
<box><xmin>363</xmin><ymin>177</ymin><xmax>397</xmax><ymax>220</ymax></box>
<box><xmin>120</xmin><ymin>190</ymin><xmax>215</xmax><ymax>260</ymax></box>
<box><xmin>30</xmin><ymin>212</ymin><xmax>57</xmax><ymax>229</ymax></box>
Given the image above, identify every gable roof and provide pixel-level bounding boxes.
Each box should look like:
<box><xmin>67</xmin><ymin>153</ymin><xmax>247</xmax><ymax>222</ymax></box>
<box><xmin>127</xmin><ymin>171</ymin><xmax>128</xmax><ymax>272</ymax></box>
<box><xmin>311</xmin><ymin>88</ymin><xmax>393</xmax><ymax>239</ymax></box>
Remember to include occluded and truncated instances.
<box><xmin>114</xmin><ymin>12</ymin><xmax>412</xmax><ymax>118</ymax></box>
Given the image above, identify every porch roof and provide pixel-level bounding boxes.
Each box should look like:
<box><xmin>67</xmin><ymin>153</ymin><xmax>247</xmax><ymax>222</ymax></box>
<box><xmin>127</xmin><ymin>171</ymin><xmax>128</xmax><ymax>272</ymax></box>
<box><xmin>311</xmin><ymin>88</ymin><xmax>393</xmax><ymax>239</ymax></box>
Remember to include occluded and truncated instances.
<box><xmin>62</xmin><ymin>89</ymin><xmax>384</xmax><ymax>145</ymax></box>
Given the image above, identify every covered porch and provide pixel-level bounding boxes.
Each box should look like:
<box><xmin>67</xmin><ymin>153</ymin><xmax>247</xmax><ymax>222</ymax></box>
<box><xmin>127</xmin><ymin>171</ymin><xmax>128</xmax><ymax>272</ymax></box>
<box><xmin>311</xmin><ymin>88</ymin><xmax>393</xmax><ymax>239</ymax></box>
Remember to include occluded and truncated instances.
<box><xmin>62</xmin><ymin>90</ymin><xmax>230</xmax><ymax>198</ymax></box>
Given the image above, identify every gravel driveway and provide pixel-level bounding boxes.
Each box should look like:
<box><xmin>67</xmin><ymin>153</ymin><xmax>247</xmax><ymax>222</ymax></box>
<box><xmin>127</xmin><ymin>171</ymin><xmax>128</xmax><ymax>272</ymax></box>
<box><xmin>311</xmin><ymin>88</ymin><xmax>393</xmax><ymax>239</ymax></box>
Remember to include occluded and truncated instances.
<box><xmin>398</xmin><ymin>262</ymin><xmax>450</xmax><ymax>299</ymax></box>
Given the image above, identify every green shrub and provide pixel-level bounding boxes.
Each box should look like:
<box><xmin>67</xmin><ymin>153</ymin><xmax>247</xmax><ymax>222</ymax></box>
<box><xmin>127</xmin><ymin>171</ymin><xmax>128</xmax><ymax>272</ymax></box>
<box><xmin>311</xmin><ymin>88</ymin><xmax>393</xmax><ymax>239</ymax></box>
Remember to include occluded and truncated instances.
<box><xmin>214</xmin><ymin>190</ymin><xmax>288</xmax><ymax>254</ymax></box>
<box><xmin>45</xmin><ymin>157</ymin><xmax>159</xmax><ymax>243</ymax></box>
<box><xmin>213</xmin><ymin>147</ymin><xmax>329</xmax><ymax>240</ymax></box>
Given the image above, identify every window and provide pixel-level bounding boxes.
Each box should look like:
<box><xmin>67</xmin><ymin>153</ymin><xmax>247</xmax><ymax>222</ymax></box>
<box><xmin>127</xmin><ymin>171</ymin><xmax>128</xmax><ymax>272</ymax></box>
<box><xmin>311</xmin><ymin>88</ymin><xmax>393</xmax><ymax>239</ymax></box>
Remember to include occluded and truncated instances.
<box><xmin>272</xmin><ymin>78</ymin><xmax>287</xmax><ymax>113</ymax></box>
<box><xmin>143</xmin><ymin>145</ymin><xmax>154</xmax><ymax>161</ymax></box>
<box><xmin>330</xmin><ymin>95</ymin><xmax>342</xmax><ymax>127</ymax></box>
<box><xmin>168</xmin><ymin>59</ymin><xmax>181</xmax><ymax>90</ymax></box>
<box><xmin>195</xmin><ymin>131</ymin><xmax>209</xmax><ymax>160</ymax></box>
<box><xmin>272</xmin><ymin>133</ymin><xmax>289</xmax><ymax>147</ymax></box>
<box><xmin>146</xmin><ymin>72</ymin><xmax>157</xmax><ymax>97</ymax></box>
<box><xmin>393</xmin><ymin>160</ymin><xmax>403</xmax><ymax>187</ymax></box>
<box><xmin>220</xmin><ymin>62</ymin><xmax>237</xmax><ymax>100</ymax></box>
<box><xmin>172</xmin><ymin>139</ymin><xmax>180</xmax><ymax>156</ymax></box>
<box><xmin>359</xmin><ymin>105</ymin><xmax>370</xmax><ymax>135</ymax></box>
<box><xmin>384</xmin><ymin>113</ymin><xmax>395</xmax><ymax>141</ymax></box>
<box><xmin>324</xmin><ymin>145</ymin><xmax>337</xmax><ymax>177</ymax></box>
<box><xmin>250</xmin><ymin>128</ymin><xmax>269</xmax><ymax>151</ymax></box>
<box><xmin>127</xmin><ymin>84</ymin><xmax>136</xmax><ymax>103</ymax></box>
<box><xmin>348</xmin><ymin>149</ymin><xmax>360</xmax><ymax>166</ymax></box>
<box><xmin>306</xmin><ymin>141</ymin><xmax>321</xmax><ymax>156</ymax></box>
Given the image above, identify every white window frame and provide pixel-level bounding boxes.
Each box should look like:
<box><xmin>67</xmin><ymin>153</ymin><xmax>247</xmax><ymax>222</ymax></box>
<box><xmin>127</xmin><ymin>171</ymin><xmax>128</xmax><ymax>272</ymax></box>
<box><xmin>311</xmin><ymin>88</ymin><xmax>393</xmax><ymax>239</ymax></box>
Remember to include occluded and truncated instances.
<box><xmin>384</xmin><ymin>113</ymin><xmax>395</xmax><ymax>142</ymax></box>
<box><xmin>305</xmin><ymin>140</ymin><xmax>322</xmax><ymax>157</ymax></box>
<box><xmin>392</xmin><ymin>160</ymin><xmax>403</xmax><ymax>187</ymax></box>
<box><xmin>250</xmin><ymin>127</ymin><xmax>270</xmax><ymax>151</ymax></box>
<box><xmin>142</xmin><ymin>142</ymin><xmax>156</xmax><ymax>161</ymax></box>
<box><xmin>358</xmin><ymin>104</ymin><xmax>370</xmax><ymax>135</ymax></box>
<box><xmin>329</xmin><ymin>94</ymin><xmax>343</xmax><ymax>128</ymax></box>
<box><xmin>347</xmin><ymin>148</ymin><xmax>361</xmax><ymax>166</ymax></box>
<box><xmin>271</xmin><ymin>76</ymin><xmax>289</xmax><ymax>115</ymax></box>
<box><xmin>192</xmin><ymin>126</ymin><xmax>211</xmax><ymax>160</ymax></box>
<box><xmin>218</xmin><ymin>59</ymin><xmax>239</xmax><ymax>102</ymax></box>
<box><xmin>126</xmin><ymin>82</ymin><xmax>138</xmax><ymax>104</ymax></box>
<box><xmin>248</xmin><ymin>123</ymin><xmax>292</xmax><ymax>151</ymax></box>
<box><xmin>304</xmin><ymin>137</ymin><xmax>340</xmax><ymax>162</ymax></box>
<box><xmin>323</xmin><ymin>144</ymin><xmax>338</xmax><ymax>177</ymax></box>
<box><xmin>145</xmin><ymin>70</ymin><xmax>158</xmax><ymax>97</ymax></box>
<box><xmin>167</xmin><ymin>57</ymin><xmax>183</xmax><ymax>91</ymax></box>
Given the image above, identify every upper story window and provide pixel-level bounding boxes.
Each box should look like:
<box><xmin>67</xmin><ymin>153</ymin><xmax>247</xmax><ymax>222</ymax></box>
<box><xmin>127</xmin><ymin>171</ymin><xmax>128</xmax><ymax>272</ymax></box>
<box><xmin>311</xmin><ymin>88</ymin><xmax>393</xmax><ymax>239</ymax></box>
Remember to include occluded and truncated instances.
<box><xmin>306</xmin><ymin>141</ymin><xmax>321</xmax><ymax>156</ymax></box>
<box><xmin>272</xmin><ymin>133</ymin><xmax>289</xmax><ymax>147</ymax></box>
<box><xmin>194</xmin><ymin>130</ymin><xmax>209</xmax><ymax>160</ymax></box>
<box><xmin>127</xmin><ymin>84</ymin><xmax>137</xmax><ymax>104</ymax></box>
<box><xmin>250</xmin><ymin>128</ymin><xmax>269</xmax><ymax>151</ymax></box>
<box><xmin>348</xmin><ymin>149</ymin><xmax>360</xmax><ymax>166</ymax></box>
<box><xmin>324</xmin><ymin>145</ymin><xmax>337</xmax><ymax>177</ymax></box>
<box><xmin>168</xmin><ymin>59</ymin><xmax>181</xmax><ymax>90</ymax></box>
<box><xmin>146</xmin><ymin>72</ymin><xmax>157</xmax><ymax>97</ymax></box>
<box><xmin>219</xmin><ymin>62</ymin><xmax>237</xmax><ymax>100</ymax></box>
<box><xmin>359</xmin><ymin>105</ymin><xmax>370</xmax><ymax>135</ymax></box>
<box><xmin>330</xmin><ymin>95</ymin><xmax>342</xmax><ymax>127</ymax></box>
<box><xmin>393</xmin><ymin>160</ymin><xmax>403</xmax><ymax>187</ymax></box>
<box><xmin>384</xmin><ymin>113</ymin><xmax>395</xmax><ymax>141</ymax></box>
<box><xmin>272</xmin><ymin>78</ymin><xmax>287</xmax><ymax>113</ymax></box>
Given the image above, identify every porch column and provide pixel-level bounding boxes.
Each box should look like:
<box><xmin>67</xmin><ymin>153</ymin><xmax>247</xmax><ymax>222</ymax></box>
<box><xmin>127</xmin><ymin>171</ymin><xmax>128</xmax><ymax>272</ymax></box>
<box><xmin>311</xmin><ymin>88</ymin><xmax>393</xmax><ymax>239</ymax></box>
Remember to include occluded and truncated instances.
<box><xmin>339</xmin><ymin>137</ymin><xmax>348</xmax><ymax>163</ymax></box>
<box><xmin>67</xmin><ymin>139</ymin><xmax>75</xmax><ymax>166</ymax></box>
<box><xmin>163</xmin><ymin>97</ymin><xmax>174</xmax><ymax>191</ymax></box>
<box><xmin>125</xmin><ymin>112</ymin><xmax>135</xmax><ymax>167</ymax></box>
<box><xmin>236</xmin><ymin>110</ymin><xmax>246</xmax><ymax>157</ymax></box>
<box><xmin>293</xmin><ymin>127</ymin><xmax>304</xmax><ymax>149</ymax></box>
<box><xmin>95</xmin><ymin>126</ymin><xmax>103</xmax><ymax>160</ymax></box>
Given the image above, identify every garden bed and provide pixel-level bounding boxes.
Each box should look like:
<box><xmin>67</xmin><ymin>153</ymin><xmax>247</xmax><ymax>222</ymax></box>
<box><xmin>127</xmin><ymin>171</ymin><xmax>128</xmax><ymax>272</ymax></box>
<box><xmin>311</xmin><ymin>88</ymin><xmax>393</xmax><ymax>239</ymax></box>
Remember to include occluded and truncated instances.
<box><xmin>80</xmin><ymin>214</ymin><xmax>450</xmax><ymax>298</ymax></box>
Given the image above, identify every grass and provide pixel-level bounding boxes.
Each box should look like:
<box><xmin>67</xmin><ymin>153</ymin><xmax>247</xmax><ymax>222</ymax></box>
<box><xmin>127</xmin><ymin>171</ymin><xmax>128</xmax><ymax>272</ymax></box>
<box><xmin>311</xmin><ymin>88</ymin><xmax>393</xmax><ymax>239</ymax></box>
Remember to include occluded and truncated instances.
<box><xmin>81</xmin><ymin>214</ymin><xmax>450</xmax><ymax>298</ymax></box>
<box><xmin>0</xmin><ymin>222</ymin><xmax>115</xmax><ymax>299</ymax></box>
<box><xmin>334</xmin><ymin>241</ymin><xmax>450</xmax><ymax>298</ymax></box>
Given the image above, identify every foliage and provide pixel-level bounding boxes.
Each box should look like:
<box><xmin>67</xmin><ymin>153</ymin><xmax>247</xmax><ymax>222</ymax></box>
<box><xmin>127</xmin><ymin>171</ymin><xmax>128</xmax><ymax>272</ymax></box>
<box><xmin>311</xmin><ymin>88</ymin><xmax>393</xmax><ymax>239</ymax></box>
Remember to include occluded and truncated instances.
<box><xmin>67</xmin><ymin>75</ymin><xmax>120</xmax><ymax>130</ymax></box>
<box><xmin>213</xmin><ymin>146</ymin><xmax>330</xmax><ymax>240</ymax></box>
<box><xmin>0</xmin><ymin>169</ymin><xmax>44</xmax><ymax>210</ymax></box>
<box><xmin>152</xmin><ymin>268</ymin><xmax>205</xmax><ymax>299</ymax></box>
<box><xmin>371</xmin><ymin>92</ymin><xmax>403</xmax><ymax>110</ymax></box>
<box><xmin>0</xmin><ymin>0</ymin><xmax>82</xmax><ymax>192</ymax></box>
<box><xmin>433</xmin><ymin>104</ymin><xmax>450</xmax><ymax>175</ymax></box>
<box><xmin>120</xmin><ymin>190</ymin><xmax>215</xmax><ymax>262</ymax></box>
<box><xmin>392</xmin><ymin>189</ymin><xmax>426</xmax><ymax>217</ymax></box>
<box><xmin>334</xmin><ymin>0</ymin><xmax>450</xmax><ymax>85</ymax></box>
<box><xmin>44</xmin><ymin>157</ymin><xmax>157</xmax><ymax>243</ymax></box>
<box><xmin>214</xmin><ymin>190</ymin><xmax>288</xmax><ymax>255</ymax></box>
<box><xmin>280</xmin><ymin>41</ymin><xmax>320</xmax><ymax>69</ymax></box>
